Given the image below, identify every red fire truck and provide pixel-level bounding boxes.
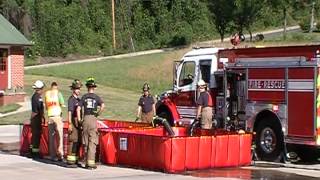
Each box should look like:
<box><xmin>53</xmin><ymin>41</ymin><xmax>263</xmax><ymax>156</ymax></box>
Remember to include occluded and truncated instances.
<box><xmin>156</xmin><ymin>45</ymin><xmax>320</xmax><ymax>161</ymax></box>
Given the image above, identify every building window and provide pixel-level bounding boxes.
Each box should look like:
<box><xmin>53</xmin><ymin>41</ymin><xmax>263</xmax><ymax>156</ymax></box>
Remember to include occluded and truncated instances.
<box><xmin>0</xmin><ymin>49</ymin><xmax>8</xmax><ymax>71</ymax></box>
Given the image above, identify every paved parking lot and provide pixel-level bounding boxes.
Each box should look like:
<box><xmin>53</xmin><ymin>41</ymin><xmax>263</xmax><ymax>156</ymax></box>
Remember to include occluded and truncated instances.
<box><xmin>1</xmin><ymin>125</ymin><xmax>320</xmax><ymax>180</ymax></box>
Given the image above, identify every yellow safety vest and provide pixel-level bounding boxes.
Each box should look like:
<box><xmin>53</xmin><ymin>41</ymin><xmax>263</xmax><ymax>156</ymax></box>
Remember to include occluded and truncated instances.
<box><xmin>45</xmin><ymin>89</ymin><xmax>62</xmax><ymax>117</ymax></box>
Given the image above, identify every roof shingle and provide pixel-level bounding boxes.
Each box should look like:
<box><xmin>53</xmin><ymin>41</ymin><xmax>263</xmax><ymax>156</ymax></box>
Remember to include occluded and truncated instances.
<box><xmin>0</xmin><ymin>14</ymin><xmax>32</xmax><ymax>46</ymax></box>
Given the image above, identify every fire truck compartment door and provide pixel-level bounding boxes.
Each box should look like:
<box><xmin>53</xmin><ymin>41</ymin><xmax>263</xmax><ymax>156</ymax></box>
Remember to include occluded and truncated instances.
<box><xmin>287</xmin><ymin>68</ymin><xmax>315</xmax><ymax>138</ymax></box>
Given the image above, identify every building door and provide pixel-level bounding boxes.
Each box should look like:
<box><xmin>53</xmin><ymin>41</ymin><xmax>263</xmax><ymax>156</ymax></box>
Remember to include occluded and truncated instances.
<box><xmin>0</xmin><ymin>48</ymin><xmax>8</xmax><ymax>90</ymax></box>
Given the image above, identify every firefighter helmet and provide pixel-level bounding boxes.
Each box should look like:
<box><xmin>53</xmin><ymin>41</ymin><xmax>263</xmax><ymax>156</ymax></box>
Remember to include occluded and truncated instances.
<box><xmin>32</xmin><ymin>80</ymin><xmax>45</xmax><ymax>89</ymax></box>
<box><xmin>70</xmin><ymin>79</ymin><xmax>82</xmax><ymax>89</ymax></box>
<box><xmin>85</xmin><ymin>77</ymin><xmax>97</xmax><ymax>88</ymax></box>
<box><xmin>197</xmin><ymin>79</ymin><xmax>206</xmax><ymax>87</ymax></box>
<box><xmin>142</xmin><ymin>83</ymin><xmax>150</xmax><ymax>91</ymax></box>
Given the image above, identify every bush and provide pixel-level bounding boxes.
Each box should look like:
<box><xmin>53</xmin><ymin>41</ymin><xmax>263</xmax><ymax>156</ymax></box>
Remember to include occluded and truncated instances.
<box><xmin>316</xmin><ymin>22</ymin><xmax>320</xmax><ymax>32</ymax></box>
<box><xmin>299</xmin><ymin>19</ymin><xmax>311</xmax><ymax>32</ymax></box>
<box><xmin>169</xmin><ymin>22</ymin><xmax>193</xmax><ymax>46</ymax></box>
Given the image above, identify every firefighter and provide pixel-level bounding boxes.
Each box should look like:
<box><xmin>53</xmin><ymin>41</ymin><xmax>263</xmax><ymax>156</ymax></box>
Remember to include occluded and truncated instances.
<box><xmin>30</xmin><ymin>80</ymin><xmax>45</xmax><ymax>158</ymax></box>
<box><xmin>196</xmin><ymin>80</ymin><xmax>213</xmax><ymax>129</ymax></box>
<box><xmin>136</xmin><ymin>83</ymin><xmax>156</xmax><ymax>123</ymax></box>
<box><xmin>79</xmin><ymin>77</ymin><xmax>105</xmax><ymax>169</ymax></box>
<box><xmin>44</xmin><ymin>82</ymin><xmax>65</xmax><ymax>161</ymax></box>
<box><xmin>66</xmin><ymin>79</ymin><xmax>82</xmax><ymax>166</ymax></box>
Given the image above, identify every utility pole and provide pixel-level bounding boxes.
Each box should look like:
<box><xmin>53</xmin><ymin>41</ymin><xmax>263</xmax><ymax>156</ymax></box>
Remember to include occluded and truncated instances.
<box><xmin>310</xmin><ymin>1</ymin><xmax>315</xmax><ymax>33</ymax></box>
<box><xmin>112</xmin><ymin>0</ymin><xmax>116</xmax><ymax>49</ymax></box>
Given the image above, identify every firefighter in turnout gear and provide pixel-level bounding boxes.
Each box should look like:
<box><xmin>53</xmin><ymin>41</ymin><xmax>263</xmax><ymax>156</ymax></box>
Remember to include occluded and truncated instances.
<box><xmin>45</xmin><ymin>82</ymin><xmax>65</xmax><ymax>161</ymax></box>
<box><xmin>196</xmin><ymin>80</ymin><xmax>213</xmax><ymax>129</ymax></box>
<box><xmin>30</xmin><ymin>80</ymin><xmax>45</xmax><ymax>158</ymax></box>
<box><xmin>67</xmin><ymin>80</ymin><xmax>83</xmax><ymax>166</ymax></box>
<box><xmin>136</xmin><ymin>83</ymin><xmax>156</xmax><ymax>123</ymax></box>
<box><xmin>78</xmin><ymin>77</ymin><xmax>105</xmax><ymax>169</ymax></box>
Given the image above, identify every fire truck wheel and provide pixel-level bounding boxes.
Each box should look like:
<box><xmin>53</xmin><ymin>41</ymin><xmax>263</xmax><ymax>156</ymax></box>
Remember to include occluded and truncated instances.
<box><xmin>255</xmin><ymin>120</ymin><xmax>284</xmax><ymax>162</ymax></box>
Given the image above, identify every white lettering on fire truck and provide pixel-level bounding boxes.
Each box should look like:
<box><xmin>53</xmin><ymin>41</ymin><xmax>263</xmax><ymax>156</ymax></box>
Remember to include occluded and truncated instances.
<box><xmin>248</xmin><ymin>79</ymin><xmax>285</xmax><ymax>90</ymax></box>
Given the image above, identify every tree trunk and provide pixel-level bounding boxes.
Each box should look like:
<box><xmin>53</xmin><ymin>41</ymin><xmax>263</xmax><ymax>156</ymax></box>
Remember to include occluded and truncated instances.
<box><xmin>283</xmin><ymin>8</ymin><xmax>287</xmax><ymax>40</ymax></box>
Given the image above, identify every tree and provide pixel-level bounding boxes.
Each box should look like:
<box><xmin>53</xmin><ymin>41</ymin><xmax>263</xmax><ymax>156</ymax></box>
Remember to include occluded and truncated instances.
<box><xmin>234</xmin><ymin>0</ymin><xmax>266</xmax><ymax>41</ymax></box>
<box><xmin>268</xmin><ymin>0</ymin><xmax>293</xmax><ymax>39</ymax></box>
<box><xmin>207</xmin><ymin>0</ymin><xmax>235</xmax><ymax>42</ymax></box>
<box><xmin>0</xmin><ymin>0</ymin><xmax>33</xmax><ymax>37</ymax></box>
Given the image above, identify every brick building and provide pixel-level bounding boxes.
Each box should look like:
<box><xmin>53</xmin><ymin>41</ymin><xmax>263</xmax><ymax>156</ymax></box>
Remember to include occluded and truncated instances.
<box><xmin>0</xmin><ymin>14</ymin><xmax>32</xmax><ymax>105</ymax></box>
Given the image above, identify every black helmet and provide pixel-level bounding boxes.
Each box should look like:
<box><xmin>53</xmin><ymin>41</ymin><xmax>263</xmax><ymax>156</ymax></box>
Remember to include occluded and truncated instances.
<box><xmin>70</xmin><ymin>79</ymin><xmax>82</xmax><ymax>89</ymax></box>
<box><xmin>85</xmin><ymin>77</ymin><xmax>97</xmax><ymax>88</ymax></box>
<box><xmin>142</xmin><ymin>83</ymin><xmax>150</xmax><ymax>91</ymax></box>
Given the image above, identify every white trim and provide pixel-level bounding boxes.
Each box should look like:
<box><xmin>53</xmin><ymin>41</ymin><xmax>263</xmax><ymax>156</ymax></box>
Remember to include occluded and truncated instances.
<box><xmin>7</xmin><ymin>47</ymin><xmax>11</xmax><ymax>89</ymax></box>
<box><xmin>0</xmin><ymin>45</ymin><xmax>10</xmax><ymax>48</ymax></box>
<box><xmin>248</xmin><ymin>89</ymin><xmax>285</xmax><ymax>92</ymax></box>
<box><xmin>236</xmin><ymin>56</ymin><xmax>307</xmax><ymax>62</ymax></box>
<box><xmin>176</xmin><ymin>106</ymin><xmax>197</xmax><ymax>109</ymax></box>
<box><xmin>288</xmin><ymin>90</ymin><xmax>314</xmax><ymax>92</ymax></box>
<box><xmin>288</xmin><ymin>80</ymin><xmax>314</xmax><ymax>90</ymax></box>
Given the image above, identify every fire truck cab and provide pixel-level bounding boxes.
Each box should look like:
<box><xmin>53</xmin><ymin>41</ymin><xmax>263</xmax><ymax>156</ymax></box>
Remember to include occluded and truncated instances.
<box><xmin>156</xmin><ymin>47</ymin><xmax>221</xmax><ymax>126</ymax></box>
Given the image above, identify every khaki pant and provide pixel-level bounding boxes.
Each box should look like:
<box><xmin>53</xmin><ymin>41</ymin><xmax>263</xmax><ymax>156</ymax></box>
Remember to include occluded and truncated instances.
<box><xmin>141</xmin><ymin>111</ymin><xmax>153</xmax><ymax>123</ymax></box>
<box><xmin>48</xmin><ymin>116</ymin><xmax>64</xmax><ymax>159</ymax></box>
<box><xmin>201</xmin><ymin>107</ymin><xmax>213</xmax><ymax>129</ymax></box>
<box><xmin>67</xmin><ymin>120</ymin><xmax>81</xmax><ymax>164</ymax></box>
<box><xmin>82</xmin><ymin>115</ymin><xmax>98</xmax><ymax>167</ymax></box>
<box><xmin>31</xmin><ymin>116</ymin><xmax>42</xmax><ymax>153</ymax></box>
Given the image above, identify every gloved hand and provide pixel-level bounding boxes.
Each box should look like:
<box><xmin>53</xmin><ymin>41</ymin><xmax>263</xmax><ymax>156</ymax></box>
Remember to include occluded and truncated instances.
<box><xmin>135</xmin><ymin>117</ymin><xmax>139</xmax><ymax>122</ymax></box>
<box><xmin>68</xmin><ymin>124</ymin><xmax>73</xmax><ymax>133</ymax></box>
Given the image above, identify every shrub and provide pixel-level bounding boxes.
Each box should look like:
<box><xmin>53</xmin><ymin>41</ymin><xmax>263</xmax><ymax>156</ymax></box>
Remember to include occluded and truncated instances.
<box><xmin>299</xmin><ymin>19</ymin><xmax>311</xmax><ymax>32</ymax></box>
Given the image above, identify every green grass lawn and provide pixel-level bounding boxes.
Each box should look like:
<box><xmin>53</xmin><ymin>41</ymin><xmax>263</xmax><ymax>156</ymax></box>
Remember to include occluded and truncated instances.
<box><xmin>0</xmin><ymin>75</ymin><xmax>141</xmax><ymax>124</ymax></box>
<box><xmin>25</xmin><ymin>51</ymin><xmax>188</xmax><ymax>95</ymax></box>
<box><xmin>0</xmin><ymin>104</ymin><xmax>22</xmax><ymax>114</ymax></box>
<box><xmin>1</xmin><ymin>49</ymin><xmax>188</xmax><ymax>125</ymax></box>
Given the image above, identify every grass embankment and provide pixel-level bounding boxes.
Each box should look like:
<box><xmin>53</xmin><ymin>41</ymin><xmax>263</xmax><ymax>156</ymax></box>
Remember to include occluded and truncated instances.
<box><xmin>26</xmin><ymin>50</ymin><xmax>188</xmax><ymax>95</ymax></box>
<box><xmin>0</xmin><ymin>104</ymin><xmax>22</xmax><ymax>114</ymax></box>
<box><xmin>0</xmin><ymin>49</ymin><xmax>188</xmax><ymax>124</ymax></box>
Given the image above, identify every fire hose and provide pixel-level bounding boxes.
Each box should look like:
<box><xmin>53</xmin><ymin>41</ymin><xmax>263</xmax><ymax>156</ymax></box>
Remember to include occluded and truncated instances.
<box><xmin>188</xmin><ymin>118</ymin><xmax>200</xmax><ymax>136</ymax></box>
<box><xmin>152</xmin><ymin>116</ymin><xmax>175</xmax><ymax>136</ymax></box>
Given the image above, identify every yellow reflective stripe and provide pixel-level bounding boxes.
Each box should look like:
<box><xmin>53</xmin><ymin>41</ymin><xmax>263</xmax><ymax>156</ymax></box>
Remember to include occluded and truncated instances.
<box><xmin>87</xmin><ymin>160</ymin><xmax>95</xmax><ymax>166</ymax></box>
<box><xmin>317</xmin><ymin>75</ymin><xmax>320</xmax><ymax>87</ymax></box>
<box><xmin>317</xmin><ymin>95</ymin><xmax>320</xmax><ymax>108</ymax></box>
<box><xmin>67</xmin><ymin>155</ymin><xmax>77</xmax><ymax>161</ymax></box>
<box><xmin>32</xmin><ymin>148</ymin><xmax>39</xmax><ymax>152</ymax></box>
<box><xmin>45</xmin><ymin>90</ymin><xmax>62</xmax><ymax>116</ymax></box>
<box><xmin>317</xmin><ymin>133</ymin><xmax>320</xmax><ymax>145</ymax></box>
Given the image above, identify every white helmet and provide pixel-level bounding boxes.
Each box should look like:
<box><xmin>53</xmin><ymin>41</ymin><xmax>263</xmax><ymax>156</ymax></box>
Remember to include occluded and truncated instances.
<box><xmin>197</xmin><ymin>79</ymin><xmax>206</xmax><ymax>87</ymax></box>
<box><xmin>32</xmin><ymin>80</ymin><xmax>45</xmax><ymax>89</ymax></box>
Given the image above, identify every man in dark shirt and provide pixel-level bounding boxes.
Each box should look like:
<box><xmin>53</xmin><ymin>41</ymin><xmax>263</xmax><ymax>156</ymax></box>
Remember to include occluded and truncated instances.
<box><xmin>136</xmin><ymin>83</ymin><xmax>156</xmax><ymax>123</ymax></box>
<box><xmin>78</xmin><ymin>77</ymin><xmax>105</xmax><ymax>169</ymax></box>
<box><xmin>66</xmin><ymin>79</ymin><xmax>82</xmax><ymax>165</ymax></box>
<box><xmin>196</xmin><ymin>80</ymin><xmax>213</xmax><ymax>129</ymax></box>
<box><xmin>30</xmin><ymin>80</ymin><xmax>45</xmax><ymax>158</ymax></box>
